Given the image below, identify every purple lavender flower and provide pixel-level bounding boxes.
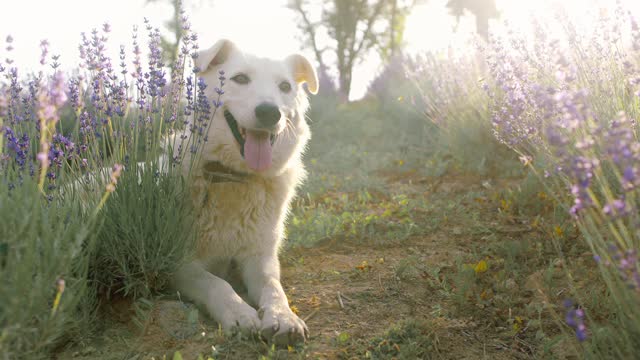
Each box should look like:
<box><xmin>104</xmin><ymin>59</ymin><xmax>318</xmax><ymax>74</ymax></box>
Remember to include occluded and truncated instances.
<box><xmin>563</xmin><ymin>299</ymin><xmax>588</xmax><ymax>342</ymax></box>
<box><xmin>39</xmin><ymin>40</ymin><xmax>49</xmax><ymax>66</ymax></box>
<box><xmin>604</xmin><ymin>244</ymin><xmax>640</xmax><ymax>291</ymax></box>
<box><xmin>49</xmin><ymin>71</ymin><xmax>67</xmax><ymax>106</ymax></box>
<box><xmin>36</xmin><ymin>150</ymin><xmax>49</xmax><ymax>168</ymax></box>
<box><xmin>68</xmin><ymin>79</ymin><xmax>82</xmax><ymax>113</ymax></box>
<box><xmin>145</xmin><ymin>22</ymin><xmax>166</xmax><ymax>98</ymax></box>
<box><xmin>603</xmin><ymin>198</ymin><xmax>631</xmax><ymax>219</ymax></box>
<box><xmin>193</xmin><ymin>77</ymin><xmax>211</xmax><ymax>139</ymax></box>
<box><xmin>37</xmin><ymin>71</ymin><xmax>67</xmax><ymax>127</ymax></box>
<box><xmin>184</xmin><ymin>76</ymin><xmax>194</xmax><ymax>116</ymax></box>
<box><xmin>0</xmin><ymin>11</ymin><xmax>216</xmax><ymax>191</ymax></box>
<box><xmin>621</xmin><ymin>165</ymin><xmax>640</xmax><ymax>191</ymax></box>
<box><xmin>3</xmin><ymin>126</ymin><xmax>29</xmax><ymax>168</ymax></box>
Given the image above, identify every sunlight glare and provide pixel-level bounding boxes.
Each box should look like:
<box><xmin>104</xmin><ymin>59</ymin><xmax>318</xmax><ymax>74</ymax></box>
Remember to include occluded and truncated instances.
<box><xmin>405</xmin><ymin>0</ymin><xmax>640</xmax><ymax>59</ymax></box>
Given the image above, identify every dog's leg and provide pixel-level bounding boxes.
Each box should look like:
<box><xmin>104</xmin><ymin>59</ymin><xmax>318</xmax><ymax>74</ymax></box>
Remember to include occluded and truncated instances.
<box><xmin>240</xmin><ymin>254</ymin><xmax>308</xmax><ymax>345</ymax></box>
<box><xmin>173</xmin><ymin>261</ymin><xmax>260</xmax><ymax>335</ymax></box>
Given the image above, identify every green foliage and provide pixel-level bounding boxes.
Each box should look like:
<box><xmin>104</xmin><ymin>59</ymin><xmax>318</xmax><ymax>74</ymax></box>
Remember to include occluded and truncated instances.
<box><xmin>413</xmin><ymin>53</ymin><xmax>519</xmax><ymax>175</ymax></box>
<box><xmin>91</xmin><ymin>162</ymin><xmax>197</xmax><ymax>299</ymax></box>
<box><xmin>304</xmin><ymin>98</ymin><xmax>433</xmax><ymax>195</ymax></box>
<box><xmin>290</xmin><ymin>0</ymin><xmax>416</xmax><ymax>97</ymax></box>
<box><xmin>0</xmin><ymin>178</ymin><xmax>96</xmax><ymax>359</ymax></box>
<box><xmin>0</xmin><ymin>12</ymin><xmax>212</xmax><ymax>358</ymax></box>
<box><xmin>364</xmin><ymin>319</ymin><xmax>437</xmax><ymax>359</ymax></box>
<box><xmin>367</xmin><ymin>52</ymin><xmax>520</xmax><ymax>177</ymax></box>
<box><xmin>288</xmin><ymin>190</ymin><xmax>420</xmax><ymax>246</ymax></box>
<box><xmin>145</xmin><ymin>0</ymin><xmax>188</xmax><ymax>68</ymax></box>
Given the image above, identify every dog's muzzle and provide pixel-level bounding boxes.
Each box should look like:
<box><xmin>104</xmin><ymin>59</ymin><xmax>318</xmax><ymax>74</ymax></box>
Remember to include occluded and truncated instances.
<box><xmin>224</xmin><ymin>109</ymin><xmax>277</xmax><ymax>172</ymax></box>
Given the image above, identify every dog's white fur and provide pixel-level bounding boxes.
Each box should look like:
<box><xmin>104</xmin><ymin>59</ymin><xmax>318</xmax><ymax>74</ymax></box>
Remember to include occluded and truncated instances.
<box><xmin>172</xmin><ymin>40</ymin><xmax>318</xmax><ymax>345</ymax></box>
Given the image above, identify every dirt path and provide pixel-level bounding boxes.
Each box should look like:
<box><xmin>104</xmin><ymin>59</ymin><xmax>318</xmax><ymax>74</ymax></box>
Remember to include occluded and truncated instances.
<box><xmin>60</xmin><ymin>172</ymin><xmax>579</xmax><ymax>360</ymax></box>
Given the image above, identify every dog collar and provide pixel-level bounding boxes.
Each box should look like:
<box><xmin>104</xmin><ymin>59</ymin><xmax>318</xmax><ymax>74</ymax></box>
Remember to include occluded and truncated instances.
<box><xmin>224</xmin><ymin>110</ymin><xmax>245</xmax><ymax>157</ymax></box>
<box><xmin>202</xmin><ymin>160</ymin><xmax>248</xmax><ymax>183</ymax></box>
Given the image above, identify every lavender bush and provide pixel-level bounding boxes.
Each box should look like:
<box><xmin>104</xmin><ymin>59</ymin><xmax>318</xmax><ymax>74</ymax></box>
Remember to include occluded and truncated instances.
<box><xmin>0</xmin><ymin>178</ymin><xmax>97</xmax><ymax>359</ymax></box>
<box><xmin>0</xmin><ymin>11</ymin><xmax>218</xmax><ymax>357</ymax></box>
<box><xmin>399</xmin><ymin>1</ymin><xmax>640</xmax><ymax>357</ymax></box>
<box><xmin>475</xmin><ymin>2</ymin><xmax>639</xmax><ymax>357</ymax></box>
<box><xmin>365</xmin><ymin>54</ymin><xmax>433</xmax><ymax>152</ymax></box>
<box><xmin>374</xmin><ymin>49</ymin><xmax>519</xmax><ymax>176</ymax></box>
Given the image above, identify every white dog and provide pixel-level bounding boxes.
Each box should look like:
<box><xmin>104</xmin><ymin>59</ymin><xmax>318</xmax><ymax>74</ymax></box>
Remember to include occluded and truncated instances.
<box><xmin>171</xmin><ymin>39</ymin><xmax>318</xmax><ymax>346</ymax></box>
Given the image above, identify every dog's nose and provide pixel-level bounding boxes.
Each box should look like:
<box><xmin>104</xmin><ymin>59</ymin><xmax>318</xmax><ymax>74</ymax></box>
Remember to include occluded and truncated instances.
<box><xmin>255</xmin><ymin>103</ymin><xmax>281</xmax><ymax>128</ymax></box>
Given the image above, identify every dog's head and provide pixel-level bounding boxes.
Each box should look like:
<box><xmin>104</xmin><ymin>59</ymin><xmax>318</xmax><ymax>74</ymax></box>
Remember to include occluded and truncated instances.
<box><xmin>194</xmin><ymin>39</ymin><xmax>318</xmax><ymax>176</ymax></box>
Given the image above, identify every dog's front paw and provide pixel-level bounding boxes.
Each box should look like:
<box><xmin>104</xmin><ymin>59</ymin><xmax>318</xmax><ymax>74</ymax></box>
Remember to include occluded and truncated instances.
<box><xmin>217</xmin><ymin>301</ymin><xmax>260</xmax><ymax>336</ymax></box>
<box><xmin>259</xmin><ymin>306</ymin><xmax>308</xmax><ymax>346</ymax></box>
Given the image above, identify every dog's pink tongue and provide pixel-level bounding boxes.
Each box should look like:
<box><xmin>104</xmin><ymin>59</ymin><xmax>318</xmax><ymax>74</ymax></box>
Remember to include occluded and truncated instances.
<box><xmin>244</xmin><ymin>130</ymin><xmax>272</xmax><ymax>172</ymax></box>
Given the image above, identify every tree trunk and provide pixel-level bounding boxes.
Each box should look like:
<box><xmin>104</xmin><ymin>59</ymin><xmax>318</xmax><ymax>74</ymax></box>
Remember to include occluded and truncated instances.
<box><xmin>339</xmin><ymin>68</ymin><xmax>352</xmax><ymax>102</ymax></box>
<box><xmin>337</xmin><ymin>34</ymin><xmax>348</xmax><ymax>100</ymax></box>
<box><xmin>390</xmin><ymin>0</ymin><xmax>397</xmax><ymax>57</ymax></box>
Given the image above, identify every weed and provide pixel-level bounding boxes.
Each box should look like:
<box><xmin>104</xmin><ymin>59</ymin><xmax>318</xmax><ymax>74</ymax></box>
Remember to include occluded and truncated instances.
<box><xmin>288</xmin><ymin>190</ymin><xmax>420</xmax><ymax>247</ymax></box>
<box><xmin>363</xmin><ymin>319</ymin><xmax>438</xmax><ymax>359</ymax></box>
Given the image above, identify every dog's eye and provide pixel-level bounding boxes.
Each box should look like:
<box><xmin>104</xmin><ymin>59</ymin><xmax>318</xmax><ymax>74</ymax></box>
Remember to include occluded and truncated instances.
<box><xmin>231</xmin><ymin>73</ymin><xmax>250</xmax><ymax>84</ymax></box>
<box><xmin>279</xmin><ymin>81</ymin><xmax>292</xmax><ymax>93</ymax></box>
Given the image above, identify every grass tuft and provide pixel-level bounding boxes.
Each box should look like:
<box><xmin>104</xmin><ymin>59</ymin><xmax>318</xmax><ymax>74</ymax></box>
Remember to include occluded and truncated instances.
<box><xmin>91</xmin><ymin>162</ymin><xmax>197</xmax><ymax>300</ymax></box>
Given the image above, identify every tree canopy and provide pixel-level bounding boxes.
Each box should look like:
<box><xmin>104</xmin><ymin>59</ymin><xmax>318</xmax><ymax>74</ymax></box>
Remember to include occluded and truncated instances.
<box><xmin>289</xmin><ymin>0</ymin><xmax>415</xmax><ymax>101</ymax></box>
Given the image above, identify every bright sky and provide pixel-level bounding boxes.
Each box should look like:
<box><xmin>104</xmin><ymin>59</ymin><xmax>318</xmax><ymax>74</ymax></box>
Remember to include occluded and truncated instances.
<box><xmin>1</xmin><ymin>0</ymin><xmax>639</xmax><ymax>100</ymax></box>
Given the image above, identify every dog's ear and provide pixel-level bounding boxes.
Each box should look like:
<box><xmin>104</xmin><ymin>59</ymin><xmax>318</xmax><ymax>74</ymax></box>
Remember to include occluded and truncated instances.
<box><xmin>286</xmin><ymin>54</ymin><xmax>318</xmax><ymax>95</ymax></box>
<box><xmin>194</xmin><ymin>39</ymin><xmax>235</xmax><ymax>73</ymax></box>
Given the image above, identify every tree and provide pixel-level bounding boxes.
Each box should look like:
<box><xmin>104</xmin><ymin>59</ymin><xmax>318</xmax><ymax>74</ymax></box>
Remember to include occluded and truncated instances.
<box><xmin>145</xmin><ymin>0</ymin><xmax>216</xmax><ymax>69</ymax></box>
<box><xmin>146</xmin><ymin>0</ymin><xmax>185</xmax><ymax>69</ymax></box>
<box><xmin>446</xmin><ymin>0</ymin><xmax>498</xmax><ymax>40</ymax></box>
<box><xmin>289</xmin><ymin>0</ymin><xmax>415</xmax><ymax>101</ymax></box>
<box><xmin>382</xmin><ymin>0</ymin><xmax>414</xmax><ymax>61</ymax></box>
